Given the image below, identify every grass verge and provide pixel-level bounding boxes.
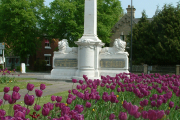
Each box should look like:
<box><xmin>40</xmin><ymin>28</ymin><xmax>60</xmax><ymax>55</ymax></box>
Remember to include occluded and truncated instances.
<box><xmin>0</xmin><ymin>81</ymin><xmax>52</xmax><ymax>92</ymax></box>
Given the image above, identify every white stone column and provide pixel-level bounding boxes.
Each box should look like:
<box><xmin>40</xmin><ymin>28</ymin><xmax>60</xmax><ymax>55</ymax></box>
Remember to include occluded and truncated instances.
<box><xmin>73</xmin><ymin>0</ymin><xmax>104</xmax><ymax>80</ymax></box>
<box><xmin>80</xmin><ymin>0</ymin><xmax>101</xmax><ymax>42</ymax></box>
<box><xmin>84</xmin><ymin>0</ymin><xmax>97</xmax><ymax>35</ymax></box>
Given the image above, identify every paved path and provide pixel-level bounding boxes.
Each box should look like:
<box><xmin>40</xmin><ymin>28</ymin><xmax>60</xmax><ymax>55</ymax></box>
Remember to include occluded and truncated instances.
<box><xmin>0</xmin><ymin>72</ymin><xmax>79</xmax><ymax>104</ymax></box>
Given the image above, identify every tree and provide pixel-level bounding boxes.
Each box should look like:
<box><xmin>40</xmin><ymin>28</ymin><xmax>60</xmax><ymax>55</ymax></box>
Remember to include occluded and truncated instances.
<box><xmin>127</xmin><ymin>3</ymin><xmax>180</xmax><ymax>65</ymax></box>
<box><xmin>0</xmin><ymin>0</ymin><xmax>45</xmax><ymax>61</ymax></box>
<box><xmin>40</xmin><ymin>0</ymin><xmax>123</xmax><ymax>47</ymax></box>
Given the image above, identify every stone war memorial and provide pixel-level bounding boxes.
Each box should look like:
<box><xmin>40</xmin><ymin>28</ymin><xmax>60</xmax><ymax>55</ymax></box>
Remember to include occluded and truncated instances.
<box><xmin>45</xmin><ymin>0</ymin><xmax>129</xmax><ymax>80</ymax></box>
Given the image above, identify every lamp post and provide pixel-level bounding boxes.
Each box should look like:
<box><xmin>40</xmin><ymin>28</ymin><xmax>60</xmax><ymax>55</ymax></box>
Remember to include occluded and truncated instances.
<box><xmin>130</xmin><ymin>0</ymin><xmax>133</xmax><ymax>72</ymax></box>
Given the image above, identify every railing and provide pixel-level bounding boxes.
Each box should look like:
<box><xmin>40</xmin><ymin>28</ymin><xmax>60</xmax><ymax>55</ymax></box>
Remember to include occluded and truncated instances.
<box><xmin>132</xmin><ymin>65</ymin><xmax>144</xmax><ymax>72</ymax></box>
<box><xmin>148</xmin><ymin>65</ymin><xmax>176</xmax><ymax>75</ymax></box>
<box><xmin>131</xmin><ymin>65</ymin><xmax>178</xmax><ymax>75</ymax></box>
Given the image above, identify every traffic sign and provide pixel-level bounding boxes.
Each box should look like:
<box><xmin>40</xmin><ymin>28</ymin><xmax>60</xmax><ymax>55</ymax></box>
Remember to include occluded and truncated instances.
<box><xmin>0</xmin><ymin>43</ymin><xmax>5</xmax><ymax>49</ymax></box>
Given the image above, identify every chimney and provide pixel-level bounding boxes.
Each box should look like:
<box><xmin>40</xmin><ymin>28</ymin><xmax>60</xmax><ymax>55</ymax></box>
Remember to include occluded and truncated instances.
<box><xmin>126</xmin><ymin>5</ymin><xmax>136</xmax><ymax>18</ymax></box>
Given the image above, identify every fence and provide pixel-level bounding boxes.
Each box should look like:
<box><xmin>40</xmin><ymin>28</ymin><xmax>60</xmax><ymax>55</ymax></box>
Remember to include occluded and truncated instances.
<box><xmin>131</xmin><ymin>64</ymin><xmax>180</xmax><ymax>75</ymax></box>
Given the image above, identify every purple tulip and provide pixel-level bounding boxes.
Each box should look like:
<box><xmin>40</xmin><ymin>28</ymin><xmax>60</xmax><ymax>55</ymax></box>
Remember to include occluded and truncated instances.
<box><xmin>100</xmin><ymin>83</ymin><xmax>105</xmax><ymax>87</ymax></box>
<box><xmin>127</xmin><ymin>104</ymin><xmax>139</xmax><ymax>116</ymax></box>
<box><xmin>42</xmin><ymin>107</ymin><xmax>50</xmax><ymax>116</ymax></box>
<box><xmin>56</xmin><ymin>96</ymin><xmax>62</xmax><ymax>102</ymax></box>
<box><xmin>68</xmin><ymin>93</ymin><xmax>73</xmax><ymax>98</ymax></box>
<box><xmin>165</xmin><ymin>110</ymin><xmax>170</xmax><ymax>115</ymax></box>
<box><xmin>13</xmin><ymin>86</ymin><xmax>20</xmax><ymax>92</ymax></box>
<box><xmin>24</xmin><ymin>94</ymin><xmax>35</xmax><ymax>106</ymax></box>
<box><xmin>72</xmin><ymin>89</ymin><xmax>78</xmax><ymax>95</ymax></box>
<box><xmin>76</xmin><ymin>85</ymin><xmax>81</xmax><ymax>90</ymax></box>
<box><xmin>40</xmin><ymin>84</ymin><xmax>46</xmax><ymax>90</ymax></box>
<box><xmin>79</xmin><ymin>80</ymin><xmax>83</xmax><ymax>84</ymax></box>
<box><xmin>69</xmin><ymin>110</ymin><xmax>78</xmax><ymax>119</ymax></box>
<box><xmin>0</xmin><ymin>109</ymin><xmax>6</xmax><ymax>117</ymax></box>
<box><xmin>110</xmin><ymin>85</ymin><xmax>115</xmax><ymax>90</ymax></box>
<box><xmin>151</xmin><ymin>101</ymin><xmax>156</xmax><ymax>107</ymax></box>
<box><xmin>34</xmin><ymin>104</ymin><xmax>41</xmax><ymax>111</ymax></box>
<box><xmin>59</xmin><ymin>103</ymin><xmax>65</xmax><ymax>109</ymax></box>
<box><xmin>148</xmin><ymin>110</ymin><xmax>165</xmax><ymax>120</ymax></box>
<box><xmin>85</xmin><ymin>102</ymin><xmax>91</xmax><ymax>108</ymax></box>
<box><xmin>75</xmin><ymin>104</ymin><xmax>84</xmax><ymax>113</ymax></box>
<box><xmin>61</xmin><ymin>106</ymin><xmax>70</xmax><ymax>116</ymax></box>
<box><xmin>13</xmin><ymin>104</ymin><xmax>22</xmax><ymax>111</ymax></box>
<box><xmin>74</xmin><ymin>114</ymin><xmax>84</xmax><ymax>120</ymax></box>
<box><xmin>68</xmin><ymin>90</ymin><xmax>71</xmax><ymax>93</ymax></box>
<box><xmin>66</xmin><ymin>98</ymin><xmax>73</xmax><ymax>104</ymax></box>
<box><xmin>14</xmin><ymin>111</ymin><xmax>25</xmax><ymax>118</ymax></box>
<box><xmin>27</xmin><ymin>83</ymin><xmax>34</xmax><ymax>91</ymax></box>
<box><xmin>109</xmin><ymin>113</ymin><xmax>115</xmax><ymax>120</ymax></box>
<box><xmin>3</xmin><ymin>87</ymin><xmax>10</xmax><ymax>93</ymax></box>
<box><xmin>3</xmin><ymin>93</ymin><xmax>10</xmax><ymax>101</ymax></box>
<box><xmin>142</xmin><ymin>111</ymin><xmax>148</xmax><ymax>119</ymax></box>
<box><xmin>157</xmin><ymin>99</ymin><xmax>163</xmax><ymax>107</ymax></box>
<box><xmin>152</xmin><ymin>94</ymin><xmax>158</xmax><ymax>100</ymax></box>
<box><xmin>0</xmin><ymin>99</ymin><xmax>3</xmax><ymax>106</ymax></box>
<box><xmin>117</xmin><ymin>87</ymin><xmax>121</xmax><ymax>92</ymax></box>
<box><xmin>12</xmin><ymin>91</ymin><xmax>21</xmax><ymax>100</ymax></box>
<box><xmin>8</xmin><ymin>97</ymin><xmax>16</xmax><ymax>104</ymax></box>
<box><xmin>51</xmin><ymin>95</ymin><xmax>57</xmax><ymax>101</ymax></box>
<box><xmin>118</xmin><ymin>112</ymin><xmax>127</xmax><ymax>120</ymax></box>
<box><xmin>55</xmin><ymin>103</ymin><xmax>60</xmax><ymax>107</ymax></box>
<box><xmin>96</xmin><ymin>95</ymin><xmax>100</xmax><ymax>100</ymax></box>
<box><xmin>72</xmin><ymin>79</ymin><xmax>77</xmax><ymax>83</ymax></box>
<box><xmin>35</xmin><ymin>89</ymin><xmax>43</xmax><ymax>97</ymax></box>
<box><xmin>106</xmin><ymin>85</ymin><xmax>110</xmax><ymax>89</ymax></box>
<box><xmin>169</xmin><ymin>101</ymin><xmax>174</xmax><ymax>108</ymax></box>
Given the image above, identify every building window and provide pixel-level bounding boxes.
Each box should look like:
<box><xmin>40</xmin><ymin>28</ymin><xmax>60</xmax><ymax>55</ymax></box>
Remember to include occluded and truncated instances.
<box><xmin>45</xmin><ymin>39</ymin><xmax>51</xmax><ymax>49</ymax></box>
<box><xmin>120</xmin><ymin>35</ymin><xmax>124</xmax><ymax>41</ymax></box>
<box><xmin>26</xmin><ymin>54</ymin><xmax>30</xmax><ymax>66</ymax></box>
<box><xmin>44</xmin><ymin>54</ymin><xmax>51</xmax><ymax>66</ymax></box>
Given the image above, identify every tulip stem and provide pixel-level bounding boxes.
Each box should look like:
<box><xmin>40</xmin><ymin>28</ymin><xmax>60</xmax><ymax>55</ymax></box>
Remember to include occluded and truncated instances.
<box><xmin>26</xmin><ymin>106</ymin><xmax>29</xmax><ymax>117</ymax></box>
<box><xmin>72</xmin><ymin>83</ymin><xmax>74</xmax><ymax>90</ymax></box>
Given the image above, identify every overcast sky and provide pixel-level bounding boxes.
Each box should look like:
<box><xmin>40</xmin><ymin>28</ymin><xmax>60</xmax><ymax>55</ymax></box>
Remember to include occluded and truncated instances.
<box><xmin>44</xmin><ymin>0</ymin><xmax>180</xmax><ymax>18</ymax></box>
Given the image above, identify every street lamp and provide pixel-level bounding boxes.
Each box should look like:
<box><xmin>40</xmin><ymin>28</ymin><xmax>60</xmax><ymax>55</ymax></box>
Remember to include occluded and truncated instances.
<box><xmin>130</xmin><ymin>0</ymin><xmax>133</xmax><ymax>72</ymax></box>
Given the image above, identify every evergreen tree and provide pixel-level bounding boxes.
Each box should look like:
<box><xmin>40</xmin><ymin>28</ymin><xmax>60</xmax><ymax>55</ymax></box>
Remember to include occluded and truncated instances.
<box><xmin>127</xmin><ymin>3</ymin><xmax>180</xmax><ymax>65</ymax></box>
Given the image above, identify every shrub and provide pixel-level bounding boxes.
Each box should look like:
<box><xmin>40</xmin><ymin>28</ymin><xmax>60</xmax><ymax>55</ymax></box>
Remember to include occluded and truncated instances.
<box><xmin>34</xmin><ymin>59</ymin><xmax>47</xmax><ymax>71</ymax></box>
<box><xmin>0</xmin><ymin>65</ymin><xmax>3</xmax><ymax>70</ymax></box>
<box><xmin>16</xmin><ymin>66</ymin><xmax>21</xmax><ymax>71</ymax></box>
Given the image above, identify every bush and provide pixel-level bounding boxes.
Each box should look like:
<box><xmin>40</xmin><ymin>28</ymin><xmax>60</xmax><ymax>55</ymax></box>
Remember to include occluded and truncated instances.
<box><xmin>34</xmin><ymin>59</ymin><xmax>47</xmax><ymax>71</ymax></box>
<box><xmin>0</xmin><ymin>65</ymin><xmax>3</xmax><ymax>70</ymax></box>
<box><xmin>16</xmin><ymin>66</ymin><xmax>21</xmax><ymax>71</ymax></box>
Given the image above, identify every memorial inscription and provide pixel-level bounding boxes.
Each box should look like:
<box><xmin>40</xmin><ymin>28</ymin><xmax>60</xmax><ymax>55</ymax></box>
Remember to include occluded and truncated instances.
<box><xmin>100</xmin><ymin>59</ymin><xmax>125</xmax><ymax>68</ymax></box>
<box><xmin>54</xmin><ymin>59</ymin><xmax>77</xmax><ymax>67</ymax></box>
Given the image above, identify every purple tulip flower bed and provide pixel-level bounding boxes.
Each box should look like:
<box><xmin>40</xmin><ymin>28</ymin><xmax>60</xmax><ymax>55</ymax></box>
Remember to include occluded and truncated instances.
<box><xmin>0</xmin><ymin>73</ymin><xmax>180</xmax><ymax>120</ymax></box>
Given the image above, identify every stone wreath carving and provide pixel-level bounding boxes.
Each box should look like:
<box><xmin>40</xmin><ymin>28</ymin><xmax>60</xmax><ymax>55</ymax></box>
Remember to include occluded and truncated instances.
<box><xmin>58</xmin><ymin>39</ymin><xmax>77</xmax><ymax>54</ymax></box>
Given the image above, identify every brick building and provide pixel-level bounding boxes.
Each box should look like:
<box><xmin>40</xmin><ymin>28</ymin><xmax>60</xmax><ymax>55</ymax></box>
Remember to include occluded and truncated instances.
<box><xmin>28</xmin><ymin>38</ymin><xmax>59</xmax><ymax>71</ymax></box>
<box><xmin>110</xmin><ymin>5</ymin><xmax>153</xmax><ymax>47</ymax></box>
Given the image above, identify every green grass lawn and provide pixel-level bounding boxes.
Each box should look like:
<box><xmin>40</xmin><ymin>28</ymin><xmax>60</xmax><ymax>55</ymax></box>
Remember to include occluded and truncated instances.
<box><xmin>0</xmin><ymin>77</ymin><xmax>51</xmax><ymax>92</ymax></box>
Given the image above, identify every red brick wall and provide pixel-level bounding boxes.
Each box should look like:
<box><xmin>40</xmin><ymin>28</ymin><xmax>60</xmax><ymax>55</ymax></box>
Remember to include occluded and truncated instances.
<box><xmin>29</xmin><ymin>38</ymin><xmax>59</xmax><ymax>71</ymax></box>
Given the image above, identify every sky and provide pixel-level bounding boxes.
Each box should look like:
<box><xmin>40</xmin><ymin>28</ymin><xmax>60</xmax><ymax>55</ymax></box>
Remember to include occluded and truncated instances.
<box><xmin>43</xmin><ymin>0</ymin><xmax>180</xmax><ymax>18</ymax></box>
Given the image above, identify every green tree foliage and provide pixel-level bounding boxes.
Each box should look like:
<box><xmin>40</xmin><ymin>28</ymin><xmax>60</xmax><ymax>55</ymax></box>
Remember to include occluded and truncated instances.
<box><xmin>127</xmin><ymin>3</ymin><xmax>180</xmax><ymax>65</ymax></box>
<box><xmin>41</xmin><ymin>0</ymin><xmax>123</xmax><ymax>47</ymax></box>
<box><xmin>0</xmin><ymin>0</ymin><xmax>45</xmax><ymax>61</ymax></box>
